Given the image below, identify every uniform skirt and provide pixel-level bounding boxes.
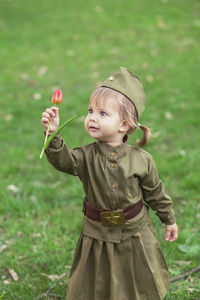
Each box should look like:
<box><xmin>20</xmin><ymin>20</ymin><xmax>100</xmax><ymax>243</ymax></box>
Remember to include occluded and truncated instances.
<box><xmin>66</xmin><ymin>222</ymin><xmax>170</xmax><ymax>300</ymax></box>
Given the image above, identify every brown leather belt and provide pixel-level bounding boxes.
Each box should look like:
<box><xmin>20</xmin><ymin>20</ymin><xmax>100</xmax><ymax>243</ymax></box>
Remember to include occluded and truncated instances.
<box><xmin>83</xmin><ymin>197</ymin><xmax>143</xmax><ymax>226</ymax></box>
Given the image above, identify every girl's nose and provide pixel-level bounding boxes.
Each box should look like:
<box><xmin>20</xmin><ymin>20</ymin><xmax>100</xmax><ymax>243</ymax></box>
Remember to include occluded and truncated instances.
<box><xmin>89</xmin><ymin>113</ymin><xmax>97</xmax><ymax>122</ymax></box>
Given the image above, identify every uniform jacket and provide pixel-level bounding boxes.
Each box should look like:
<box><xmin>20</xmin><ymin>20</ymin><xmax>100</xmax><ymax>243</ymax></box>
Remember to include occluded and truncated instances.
<box><xmin>45</xmin><ymin>135</ymin><xmax>176</xmax><ymax>243</ymax></box>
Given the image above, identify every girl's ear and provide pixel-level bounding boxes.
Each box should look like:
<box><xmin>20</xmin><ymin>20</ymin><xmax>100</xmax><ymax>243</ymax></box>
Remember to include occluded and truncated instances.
<box><xmin>119</xmin><ymin>121</ymin><xmax>130</xmax><ymax>133</ymax></box>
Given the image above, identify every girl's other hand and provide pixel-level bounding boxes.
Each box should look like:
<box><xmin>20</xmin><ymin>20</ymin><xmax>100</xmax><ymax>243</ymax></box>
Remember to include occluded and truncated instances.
<box><xmin>41</xmin><ymin>106</ymin><xmax>60</xmax><ymax>134</ymax></box>
<box><xmin>165</xmin><ymin>223</ymin><xmax>178</xmax><ymax>242</ymax></box>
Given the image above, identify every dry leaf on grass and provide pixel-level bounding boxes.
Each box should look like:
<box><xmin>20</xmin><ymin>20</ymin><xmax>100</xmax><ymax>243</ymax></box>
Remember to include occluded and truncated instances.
<box><xmin>179</xmin><ymin>150</ymin><xmax>186</xmax><ymax>156</ymax></box>
<box><xmin>41</xmin><ymin>272</ymin><xmax>66</xmax><ymax>281</ymax></box>
<box><xmin>4</xmin><ymin>114</ymin><xmax>13</xmax><ymax>122</ymax></box>
<box><xmin>33</xmin><ymin>93</ymin><xmax>41</xmax><ymax>101</ymax></box>
<box><xmin>174</xmin><ymin>260</ymin><xmax>191</xmax><ymax>266</ymax></box>
<box><xmin>9</xmin><ymin>269</ymin><xmax>19</xmax><ymax>281</ymax></box>
<box><xmin>188</xmin><ymin>287</ymin><xmax>196</xmax><ymax>294</ymax></box>
<box><xmin>32</xmin><ymin>233</ymin><xmax>42</xmax><ymax>237</ymax></box>
<box><xmin>165</xmin><ymin>111</ymin><xmax>173</xmax><ymax>120</ymax></box>
<box><xmin>65</xmin><ymin>265</ymin><xmax>71</xmax><ymax>270</ymax></box>
<box><xmin>7</xmin><ymin>184</ymin><xmax>19</xmax><ymax>193</ymax></box>
<box><xmin>38</xmin><ymin>66</ymin><xmax>48</xmax><ymax>76</ymax></box>
<box><xmin>157</xmin><ymin>20</ymin><xmax>166</xmax><ymax>28</ymax></box>
<box><xmin>151</xmin><ymin>131</ymin><xmax>161</xmax><ymax>139</ymax></box>
<box><xmin>146</xmin><ymin>75</ymin><xmax>154</xmax><ymax>83</ymax></box>
<box><xmin>0</xmin><ymin>244</ymin><xmax>7</xmax><ymax>253</ymax></box>
<box><xmin>20</xmin><ymin>73</ymin><xmax>29</xmax><ymax>80</ymax></box>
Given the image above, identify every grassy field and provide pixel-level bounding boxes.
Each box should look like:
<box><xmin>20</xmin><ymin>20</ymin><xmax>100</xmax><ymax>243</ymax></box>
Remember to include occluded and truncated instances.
<box><xmin>0</xmin><ymin>0</ymin><xmax>200</xmax><ymax>299</ymax></box>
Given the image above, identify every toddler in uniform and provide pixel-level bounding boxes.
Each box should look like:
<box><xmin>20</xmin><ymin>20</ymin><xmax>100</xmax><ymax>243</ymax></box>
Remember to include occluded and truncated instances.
<box><xmin>41</xmin><ymin>67</ymin><xmax>178</xmax><ymax>300</ymax></box>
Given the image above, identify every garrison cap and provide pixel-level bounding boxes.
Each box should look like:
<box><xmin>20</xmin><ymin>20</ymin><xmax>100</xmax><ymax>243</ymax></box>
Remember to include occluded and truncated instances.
<box><xmin>101</xmin><ymin>67</ymin><xmax>146</xmax><ymax>120</ymax></box>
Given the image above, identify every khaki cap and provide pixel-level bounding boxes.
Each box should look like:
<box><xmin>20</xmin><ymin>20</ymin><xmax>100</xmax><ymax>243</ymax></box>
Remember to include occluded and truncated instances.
<box><xmin>101</xmin><ymin>67</ymin><xmax>146</xmax><ymax>120</ymax></box>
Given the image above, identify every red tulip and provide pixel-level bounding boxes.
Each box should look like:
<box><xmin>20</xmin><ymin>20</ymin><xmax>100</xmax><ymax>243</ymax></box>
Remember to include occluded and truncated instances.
<box><xmin>51</xmin><ymin>89</ymin><xmax>63</xmax><ymax>105</ymax></box>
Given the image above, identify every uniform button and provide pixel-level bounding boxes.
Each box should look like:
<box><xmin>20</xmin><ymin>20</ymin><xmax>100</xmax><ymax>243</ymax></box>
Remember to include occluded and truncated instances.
<box><xmin>112</xmin><ymin>184</ymin><xmax>117</xmax><ymax>188</ymax></box>
<box><xmin>110</xmin><ymin>151</ymin><xmax>116</xmax><ymax>157</ymax></box>
<box><xmin>110</xmin><ymin>163</ymin><xmax>115</xmax><ymax>168</ymax></box>
<box><xmin>112</xmin><ymin>200</ymin><xmax>117</xmax><ymax>207</ymax></box>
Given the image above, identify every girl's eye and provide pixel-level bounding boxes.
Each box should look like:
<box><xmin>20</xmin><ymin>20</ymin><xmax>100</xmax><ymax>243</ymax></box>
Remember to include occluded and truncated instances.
<box><xmin>100</xmin><ymin>111</ymin><xmax>107</xmax><ymax>116</ymax></box>
<box><xmin>88</xmin><ymin>108</ymin><xmax>93</xmax><ymax>113</ymax></box>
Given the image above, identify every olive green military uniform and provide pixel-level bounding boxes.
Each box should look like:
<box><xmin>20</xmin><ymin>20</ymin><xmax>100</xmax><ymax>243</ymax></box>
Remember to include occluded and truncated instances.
<box><xmin>45</xmin><ymin>135</ymin><xmax>176</xmax><ymax>300</ymax></box>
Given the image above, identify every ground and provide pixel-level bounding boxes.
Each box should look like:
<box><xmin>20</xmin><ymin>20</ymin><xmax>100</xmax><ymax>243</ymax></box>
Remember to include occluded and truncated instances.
<box><xmin>0</xmin><ymin>0</ymin><xmax>200</xmax><ymax>298</ymax></box>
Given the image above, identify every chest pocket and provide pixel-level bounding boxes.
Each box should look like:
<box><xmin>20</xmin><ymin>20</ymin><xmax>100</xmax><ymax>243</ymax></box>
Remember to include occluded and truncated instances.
<box><xmin>127</xmin><ymin>175</ymin><xmax>140</xmax><ymax>197</ymax></box>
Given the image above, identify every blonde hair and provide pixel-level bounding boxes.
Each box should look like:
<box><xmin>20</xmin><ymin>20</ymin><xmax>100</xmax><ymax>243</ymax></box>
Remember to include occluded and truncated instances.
<box><xmin>89</xmin><ymin>87</ymin><xmax>151</xmax><ymax>147</ymax></box>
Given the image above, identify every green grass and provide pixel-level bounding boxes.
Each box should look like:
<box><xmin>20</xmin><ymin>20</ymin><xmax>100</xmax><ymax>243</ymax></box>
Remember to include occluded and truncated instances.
<box><xmin>0</xmin><ymin>0</ymin><xmax>200</xmax><ymax>298</ymax></box>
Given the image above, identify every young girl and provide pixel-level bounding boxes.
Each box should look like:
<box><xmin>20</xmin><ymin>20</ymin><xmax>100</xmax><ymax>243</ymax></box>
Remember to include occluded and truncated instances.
<box><xmin>41</xmin><ymin>67</ymin><xmax>178</xmax><ymax>300</ymax></box>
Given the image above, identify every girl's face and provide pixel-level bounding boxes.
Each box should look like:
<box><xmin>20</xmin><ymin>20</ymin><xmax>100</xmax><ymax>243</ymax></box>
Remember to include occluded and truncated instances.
<box><xmin>84</xmin><ymin>97</ymin><xmax>127</xmax><ymax>146</ymax></box>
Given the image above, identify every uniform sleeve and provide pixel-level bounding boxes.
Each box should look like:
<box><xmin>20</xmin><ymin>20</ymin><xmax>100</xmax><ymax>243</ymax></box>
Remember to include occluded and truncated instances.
<box><xmin>140</xmin><ymin>155</ymin><xmax>176</xmax><ymax>225</ymax></box>
<box><xmin>44</xmin><ymin>134</ymin><xmax>84</xmax><ymax>178</ymax></box>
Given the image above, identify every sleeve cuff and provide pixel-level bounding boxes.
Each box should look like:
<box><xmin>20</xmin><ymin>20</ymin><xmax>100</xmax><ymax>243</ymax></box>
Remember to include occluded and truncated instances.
<box><xmin>44</xmin><ymin>133</ymin><xmax>63</xmax><ymax>151</ymax></box>
<box><xmin>161</xmin><ymin>215</ymin><xmax>176</xmax><ymax>225</ymax></box>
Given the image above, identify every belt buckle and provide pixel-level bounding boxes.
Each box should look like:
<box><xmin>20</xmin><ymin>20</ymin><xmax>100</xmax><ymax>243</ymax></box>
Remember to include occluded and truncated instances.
<box><xmin>100</xmin><ymin>209</ymin><xmax>125</xmax><ymax>226</ymax></box>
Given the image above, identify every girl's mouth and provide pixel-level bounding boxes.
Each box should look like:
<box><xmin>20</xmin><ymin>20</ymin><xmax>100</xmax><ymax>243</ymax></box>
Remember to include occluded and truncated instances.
<box><xmin>89</xmin><ymin>126</ymin><xmax>99</xmax><ymax>131</ymax></box>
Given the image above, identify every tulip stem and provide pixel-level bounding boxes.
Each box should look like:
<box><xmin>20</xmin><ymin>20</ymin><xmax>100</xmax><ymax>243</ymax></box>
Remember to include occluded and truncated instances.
<box><xmin>39</xmin><ymin>114</ymin><xmax>77</xmax><ymax>159</ymax></box>
<box><xmin>44</xmin><ymin>118</ymin><xmax>52</xmax><ymax>146</ymax></box>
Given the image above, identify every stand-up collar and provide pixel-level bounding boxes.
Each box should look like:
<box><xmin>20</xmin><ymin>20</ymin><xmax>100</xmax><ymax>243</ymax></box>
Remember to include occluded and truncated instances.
<box><xmin>95</xmin><ymin>141</ymin><xmax>128</xmax><ymax>160</ymax></box>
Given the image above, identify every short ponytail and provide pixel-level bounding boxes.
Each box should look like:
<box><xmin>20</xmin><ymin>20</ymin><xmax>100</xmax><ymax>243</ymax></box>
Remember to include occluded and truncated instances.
<box><xmin>136</xmin><ymin>125</ymin><xmax>151</xmax><ymax>147</ymax></box>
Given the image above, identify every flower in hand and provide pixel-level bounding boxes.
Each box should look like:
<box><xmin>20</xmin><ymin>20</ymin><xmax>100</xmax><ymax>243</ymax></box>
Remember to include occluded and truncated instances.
<box><xmin>51</xmin><ymin>89</ymin><xmax>63</xmax><ymax>105</ymax></box>
<box><xmin>40</xmin><ymin>89</ymin><xmax>63</xmax><ymax>159</ymax></box>
<box><xmin>40</xmin><ymin>89</ymin><xmax>77</xmax><ymax>159</ymax></box>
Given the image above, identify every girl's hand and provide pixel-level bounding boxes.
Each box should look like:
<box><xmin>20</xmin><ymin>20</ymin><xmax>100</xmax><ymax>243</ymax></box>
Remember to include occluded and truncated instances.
<box><xmin>165</xmin><ymin>223</ymin><xmax>178</xmax><ymax>242</ymax></box>
<box><xmin>41</xmin><ymin>106</ymin><xmax>60</xmax><ymax>134</ymax></box>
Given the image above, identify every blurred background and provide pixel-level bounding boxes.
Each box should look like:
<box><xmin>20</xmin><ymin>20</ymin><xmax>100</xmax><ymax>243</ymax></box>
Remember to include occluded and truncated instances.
<box><xmin>0</xmin><ymin>0</ymin><xmax>200</xmax><ymax>298</ymax></box>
